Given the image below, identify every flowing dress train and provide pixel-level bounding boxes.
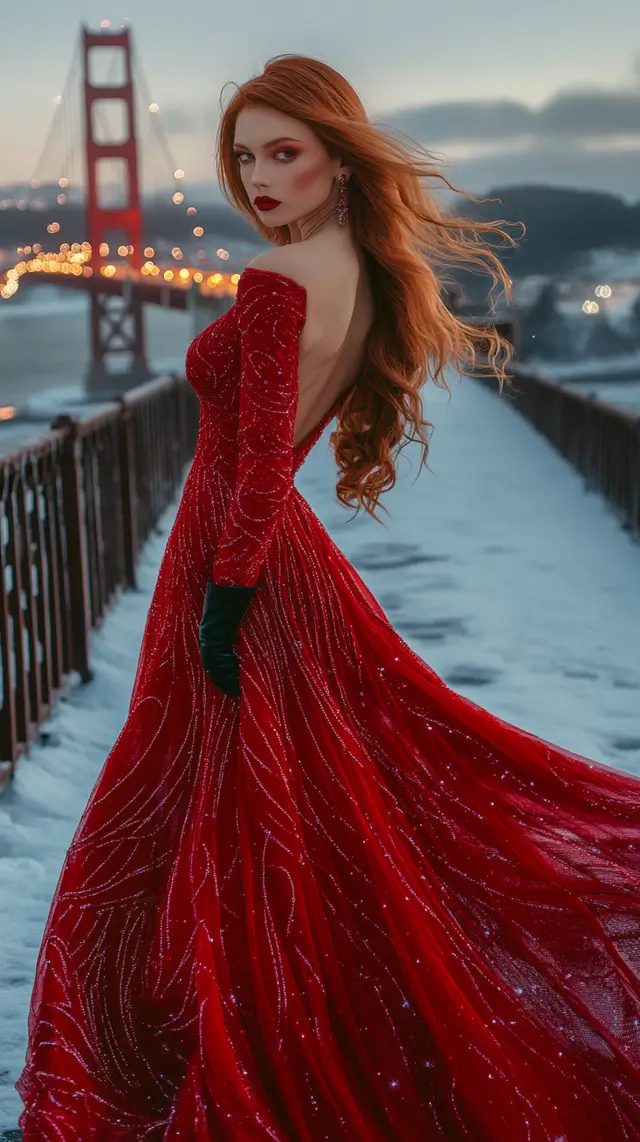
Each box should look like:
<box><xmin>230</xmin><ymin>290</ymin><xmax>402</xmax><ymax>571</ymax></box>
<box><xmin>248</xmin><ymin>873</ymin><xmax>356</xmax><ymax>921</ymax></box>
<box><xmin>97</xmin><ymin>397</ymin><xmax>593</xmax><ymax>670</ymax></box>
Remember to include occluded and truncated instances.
<box><xmin>16</xmin><ymin>267</ymin><xmax>640</xmax><ymax>1141</ymax></box>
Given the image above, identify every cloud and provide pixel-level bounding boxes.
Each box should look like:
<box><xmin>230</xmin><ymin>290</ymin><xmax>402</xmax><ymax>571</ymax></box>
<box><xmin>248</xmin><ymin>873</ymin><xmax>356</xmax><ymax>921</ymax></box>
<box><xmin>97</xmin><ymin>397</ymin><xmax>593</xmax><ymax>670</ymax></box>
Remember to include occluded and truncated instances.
<box><xmin>380</xmin><ymin>88</ymin><xmax>640</xmax><ymax>145</ymax></box>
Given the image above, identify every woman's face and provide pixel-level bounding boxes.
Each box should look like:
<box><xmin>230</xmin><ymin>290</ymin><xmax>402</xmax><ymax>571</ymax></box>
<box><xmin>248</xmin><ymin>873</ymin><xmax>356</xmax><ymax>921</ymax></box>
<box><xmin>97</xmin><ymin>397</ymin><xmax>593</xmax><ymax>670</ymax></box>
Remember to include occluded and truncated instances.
<box><xmin>233</xmin><ymin>103</ymin><xmax>344</xmax><ymax>227</ymax></box>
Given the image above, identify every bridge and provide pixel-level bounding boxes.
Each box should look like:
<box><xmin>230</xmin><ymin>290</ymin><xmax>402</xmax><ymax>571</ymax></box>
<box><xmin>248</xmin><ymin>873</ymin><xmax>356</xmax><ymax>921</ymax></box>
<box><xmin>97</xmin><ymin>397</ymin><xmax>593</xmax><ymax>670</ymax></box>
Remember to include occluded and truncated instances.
<box><xmin>0</xmin><ymin>24</ymin><xmax>238</xmax><ymax>395</ymax></box>
<box><xmin>0</xmin><ymin>21</ymin><xmax>638</xmax><ymax>774</ymax></box>
<box><xmin>0</xmin><ymin>24</ymin><xmax>639</xmax><ymax>1138</ymax></box>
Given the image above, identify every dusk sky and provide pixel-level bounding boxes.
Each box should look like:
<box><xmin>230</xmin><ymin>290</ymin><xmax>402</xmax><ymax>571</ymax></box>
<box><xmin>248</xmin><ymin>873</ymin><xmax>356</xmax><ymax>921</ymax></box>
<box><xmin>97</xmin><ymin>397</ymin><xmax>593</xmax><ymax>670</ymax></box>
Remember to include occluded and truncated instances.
<box><xmin>1</xmin><ymin>0</ymin><xmax>639</xmax><ymax>203</ymax></box>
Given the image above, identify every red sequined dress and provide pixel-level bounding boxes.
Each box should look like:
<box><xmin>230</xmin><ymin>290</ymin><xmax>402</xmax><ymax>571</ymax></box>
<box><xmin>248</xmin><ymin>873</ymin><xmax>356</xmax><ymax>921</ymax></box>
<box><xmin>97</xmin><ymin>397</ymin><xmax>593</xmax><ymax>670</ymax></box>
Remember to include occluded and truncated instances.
<box><xmin>16</xmin><ymin>268</ymin><xmax>640</xmax><ymax>1140</ymax></box>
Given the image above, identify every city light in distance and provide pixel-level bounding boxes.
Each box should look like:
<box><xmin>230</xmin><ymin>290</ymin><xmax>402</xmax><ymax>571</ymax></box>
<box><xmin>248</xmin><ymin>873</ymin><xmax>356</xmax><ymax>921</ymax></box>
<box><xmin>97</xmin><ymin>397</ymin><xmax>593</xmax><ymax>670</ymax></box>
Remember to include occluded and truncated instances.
<box><xmin>193</xmin><ymin>226</ymin><xmax>204</xmax><ymax>237</ymax></box>
<box><xmin>186</xmin><ymin>206</ymin><xmax>197</xmax><ymax>215</ymax></box>
<box><xmin>57</xmin><ymin>194</ymin><xmax>66</xmax><ymax>205</ymax></box>
<box><xmin>172</xmin><ymin>192</ymin><xmax>184</xmax><ymax>205</ymax></box>
<box><xmin>58</xmin><ymin>177</ymin><xmax>69</xmax><ymax>188</ymax></box>
<box><xmin>173</xmin><ymin>169</ymin><xmax>185</xmax><ymax>179</ymax></box>
<box><xmin>0</xmin><ymin>239</ymin><xmax>244</xmax><ymax>304</ymax></box>
<box><xmin>149</xmin><ymin>103</ymin><xmax>159</xmax><ymax>113</ymax></box>
<box><xmin>144</xmin><ymin>246</ymin><xmax>155</xmax><ymax>258</ymax></box>
<box><xmin>47</xmin><ymin>222</ymin><xmax>60</xmax><ymax>234</ymax></box>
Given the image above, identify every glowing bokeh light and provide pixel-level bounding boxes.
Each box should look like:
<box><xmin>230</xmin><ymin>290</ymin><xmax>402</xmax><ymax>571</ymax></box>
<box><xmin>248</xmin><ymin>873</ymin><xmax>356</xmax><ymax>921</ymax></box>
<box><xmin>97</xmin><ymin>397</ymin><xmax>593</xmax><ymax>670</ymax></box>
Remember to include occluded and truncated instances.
<box><xmin>149</xmin><ymin>103</ymin><xmax>159</xmax><ymax>113</ymax></box>
<box><xmin>172</xmin><ymin>192</ymin><xmax>184</xmax><ymax>205</ymax></box>
<box><xmin>174</xmin><ymin>169</ymin><xmax>185</xmax><ymax>179</ymax></box>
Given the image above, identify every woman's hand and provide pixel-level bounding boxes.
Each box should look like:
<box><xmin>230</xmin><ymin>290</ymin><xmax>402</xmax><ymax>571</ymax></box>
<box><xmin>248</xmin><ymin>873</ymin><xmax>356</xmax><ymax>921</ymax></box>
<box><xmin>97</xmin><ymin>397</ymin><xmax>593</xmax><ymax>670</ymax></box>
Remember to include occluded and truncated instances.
<box><xmin>198</xmin><ymin>580</ymin><xmax>257</xmax><ymax>697</ymax></box>
<box><xmin>200</xmin><ymin>645</ymin><xmax>241</xmax><ymax>697</ymax></box>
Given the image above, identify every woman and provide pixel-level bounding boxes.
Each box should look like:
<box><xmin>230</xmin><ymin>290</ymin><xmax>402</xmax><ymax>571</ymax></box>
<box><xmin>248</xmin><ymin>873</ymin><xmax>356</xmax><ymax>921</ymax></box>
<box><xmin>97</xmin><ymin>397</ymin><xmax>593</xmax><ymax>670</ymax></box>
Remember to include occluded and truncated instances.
<box><xmin>16</xmin><ymin>54</ymin><xmax>640</xmax><ymax>1141</ymax></box>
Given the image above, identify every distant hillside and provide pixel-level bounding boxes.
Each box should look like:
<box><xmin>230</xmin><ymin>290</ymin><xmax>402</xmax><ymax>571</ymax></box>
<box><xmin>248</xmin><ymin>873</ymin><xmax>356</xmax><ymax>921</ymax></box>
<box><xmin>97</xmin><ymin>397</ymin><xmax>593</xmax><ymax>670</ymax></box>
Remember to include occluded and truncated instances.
<box><xmin>0</xmin><ymin>202</ymin><xmax>257</xmax><ymax>257</ymax></box>
<box><xmin>1</xmin><ymin>184</ymin><xmax>638</xmax><ymax>295</ymax></box>
<box><xmin>446</xmin><ymin>184</ymin><xmax>640</xmax><ymax>298</ymax></box>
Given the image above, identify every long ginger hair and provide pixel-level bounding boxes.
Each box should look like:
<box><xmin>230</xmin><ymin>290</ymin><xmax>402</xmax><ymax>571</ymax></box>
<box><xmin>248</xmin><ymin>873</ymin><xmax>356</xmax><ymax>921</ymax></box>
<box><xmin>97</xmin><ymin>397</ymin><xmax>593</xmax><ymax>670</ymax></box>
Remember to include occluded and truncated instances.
<box><xmin>215</xmin><ymin>54</ymin><xmax>525</xmax><ymax>525</ymax></box>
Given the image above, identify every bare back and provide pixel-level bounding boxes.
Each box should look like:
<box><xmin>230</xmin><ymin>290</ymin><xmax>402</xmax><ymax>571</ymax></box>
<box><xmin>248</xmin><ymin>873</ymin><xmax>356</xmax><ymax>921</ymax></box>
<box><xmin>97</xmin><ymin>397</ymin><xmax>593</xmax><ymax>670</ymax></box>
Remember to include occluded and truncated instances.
<box><xmin>269</xmin><ymin>240</ymin><xmax>375</xmax><ymax>449</ymax></box>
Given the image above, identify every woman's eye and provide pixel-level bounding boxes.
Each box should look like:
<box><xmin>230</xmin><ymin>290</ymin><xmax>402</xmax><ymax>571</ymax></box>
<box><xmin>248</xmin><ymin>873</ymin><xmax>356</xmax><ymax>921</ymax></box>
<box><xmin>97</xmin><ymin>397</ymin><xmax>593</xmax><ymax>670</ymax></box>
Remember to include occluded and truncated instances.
<box><xmin>236</xmin><ymin>149</ymin><xmax>296</xmax><ymax>164</ymax></box>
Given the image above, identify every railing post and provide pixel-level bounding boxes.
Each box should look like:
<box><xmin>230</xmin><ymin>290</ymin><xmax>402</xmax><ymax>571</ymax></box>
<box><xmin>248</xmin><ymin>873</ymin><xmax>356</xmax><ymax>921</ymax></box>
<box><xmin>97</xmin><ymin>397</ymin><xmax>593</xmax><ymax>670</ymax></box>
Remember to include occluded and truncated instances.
<box><xmin>0</xmin><ymin>472</ymin><xmax>18</xmax><ymax>772</ymax></box>
<box><xmin>51</xmin><ymin>415</ymin><xmax>93</xmax><ymax>682</ymax></box>
<box><xmin>117</xmin><ymin>398</ymin><xmax>139</xmax><ymax>589</ymax></box>
<box><xmin>627</xmin><ymin>419</ymin><xmax>640</xmax><ymax>537</ymax></box>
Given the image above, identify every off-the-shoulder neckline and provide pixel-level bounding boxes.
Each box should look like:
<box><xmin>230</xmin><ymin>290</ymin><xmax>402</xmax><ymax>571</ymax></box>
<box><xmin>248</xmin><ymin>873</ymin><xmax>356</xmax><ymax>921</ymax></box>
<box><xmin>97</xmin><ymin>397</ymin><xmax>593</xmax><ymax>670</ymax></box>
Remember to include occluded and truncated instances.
<box><xmin>238</xmin><ymin>266</ymin><xmax>307</xmax><ymax>295</ymax></box>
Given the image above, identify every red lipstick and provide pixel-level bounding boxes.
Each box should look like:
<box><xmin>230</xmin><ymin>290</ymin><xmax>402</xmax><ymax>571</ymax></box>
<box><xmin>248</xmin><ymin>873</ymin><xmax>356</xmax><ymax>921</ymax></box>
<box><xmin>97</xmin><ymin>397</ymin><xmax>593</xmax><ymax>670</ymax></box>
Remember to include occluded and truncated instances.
<box><xmin>254</xmin><ymin>196</ymin><xmax>281</xmax><ymax>211</ymax></box>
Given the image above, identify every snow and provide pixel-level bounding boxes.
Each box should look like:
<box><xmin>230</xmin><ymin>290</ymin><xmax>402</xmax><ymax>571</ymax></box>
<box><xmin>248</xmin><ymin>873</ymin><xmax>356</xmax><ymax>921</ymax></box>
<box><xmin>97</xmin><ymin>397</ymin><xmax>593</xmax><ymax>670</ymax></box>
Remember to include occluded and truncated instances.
<box><xmin>0</xmin><ymin>375</ymin><xmax>639</xmax><ymax>1133</ymax></box>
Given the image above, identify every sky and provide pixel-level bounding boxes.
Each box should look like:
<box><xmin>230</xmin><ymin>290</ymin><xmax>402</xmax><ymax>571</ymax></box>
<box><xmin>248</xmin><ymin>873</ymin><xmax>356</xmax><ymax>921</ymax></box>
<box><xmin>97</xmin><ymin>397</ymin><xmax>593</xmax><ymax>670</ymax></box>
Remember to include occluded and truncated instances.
<box><xmin>0</xmin><ymin>0</ymin><xmax>639</xmax><ymax>203</ymax></box>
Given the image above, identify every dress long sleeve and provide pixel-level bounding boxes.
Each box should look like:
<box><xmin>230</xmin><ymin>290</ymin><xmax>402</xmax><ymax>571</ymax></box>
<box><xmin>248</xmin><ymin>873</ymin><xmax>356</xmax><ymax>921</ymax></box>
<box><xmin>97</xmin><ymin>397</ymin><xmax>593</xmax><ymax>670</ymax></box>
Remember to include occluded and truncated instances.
<box><xmin>210</xmin><ymin>269</ymin><xmax>307</xmax><ymax>588</ymax></box>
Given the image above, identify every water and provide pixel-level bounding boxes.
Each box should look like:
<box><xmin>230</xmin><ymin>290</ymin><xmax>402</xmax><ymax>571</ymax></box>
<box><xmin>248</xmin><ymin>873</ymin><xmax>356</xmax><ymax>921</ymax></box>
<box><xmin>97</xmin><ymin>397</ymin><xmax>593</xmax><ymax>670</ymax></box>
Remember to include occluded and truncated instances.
<box><xmin>0</xmin><ymin>289</ymin><xmax>194</xmax><ymax>448</ymax></box>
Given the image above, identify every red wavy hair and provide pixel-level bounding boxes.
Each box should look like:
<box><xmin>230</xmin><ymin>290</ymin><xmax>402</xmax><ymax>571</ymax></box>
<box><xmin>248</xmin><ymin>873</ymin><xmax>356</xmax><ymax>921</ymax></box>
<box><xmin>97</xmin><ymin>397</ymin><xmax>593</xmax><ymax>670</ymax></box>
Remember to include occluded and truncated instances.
<box><xmin>215</xmin><ymin>54</ymin><xmax>525</xmax><ymax>524</ymax></box>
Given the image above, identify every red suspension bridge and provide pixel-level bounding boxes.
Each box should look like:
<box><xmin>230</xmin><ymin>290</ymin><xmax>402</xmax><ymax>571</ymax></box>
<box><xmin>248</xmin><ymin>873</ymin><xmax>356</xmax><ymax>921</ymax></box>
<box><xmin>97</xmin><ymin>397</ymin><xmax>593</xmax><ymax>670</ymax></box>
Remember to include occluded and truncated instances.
<box><xmin>0</xmin><ymin>24</ymin><xmax>238</xmax><ymax>397</ymax></box>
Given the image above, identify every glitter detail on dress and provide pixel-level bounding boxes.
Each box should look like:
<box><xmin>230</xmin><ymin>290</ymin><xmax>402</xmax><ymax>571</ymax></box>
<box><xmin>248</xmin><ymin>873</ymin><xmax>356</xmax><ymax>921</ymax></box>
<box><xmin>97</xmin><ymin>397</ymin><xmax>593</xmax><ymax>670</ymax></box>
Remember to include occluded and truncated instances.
<box><xmin>15</xmin><ymin>266</ymin><xmax>640</xmax><ymax>1140</ymax></box>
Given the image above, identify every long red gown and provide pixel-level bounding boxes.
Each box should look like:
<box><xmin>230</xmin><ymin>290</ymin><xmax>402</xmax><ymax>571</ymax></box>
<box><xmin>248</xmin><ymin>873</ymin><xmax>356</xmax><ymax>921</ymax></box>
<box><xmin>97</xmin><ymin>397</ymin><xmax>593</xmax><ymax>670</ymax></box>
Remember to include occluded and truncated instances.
<box><xmin>16</xmin><ymin>267</ymin><xmax>640</xmax><ymax>1140</ymax></box>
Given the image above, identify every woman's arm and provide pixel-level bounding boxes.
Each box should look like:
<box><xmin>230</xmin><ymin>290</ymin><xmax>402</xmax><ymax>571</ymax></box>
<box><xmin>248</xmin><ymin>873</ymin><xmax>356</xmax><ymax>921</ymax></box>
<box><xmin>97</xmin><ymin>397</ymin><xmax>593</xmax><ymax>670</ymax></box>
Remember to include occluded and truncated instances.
<box><xmin>210</xmin><ymin>269</ymin><xmax>307</xmax><ymax>588</ymax></box>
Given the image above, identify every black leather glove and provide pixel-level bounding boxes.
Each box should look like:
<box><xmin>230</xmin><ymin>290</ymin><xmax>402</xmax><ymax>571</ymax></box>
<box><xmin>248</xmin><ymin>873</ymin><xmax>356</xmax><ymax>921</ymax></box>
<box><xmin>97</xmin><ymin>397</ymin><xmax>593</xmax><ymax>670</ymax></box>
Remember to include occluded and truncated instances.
<box><xmin>199</xmin><ymin>580</ymin><xmax>257</xmax><ymax>696</ymax></box>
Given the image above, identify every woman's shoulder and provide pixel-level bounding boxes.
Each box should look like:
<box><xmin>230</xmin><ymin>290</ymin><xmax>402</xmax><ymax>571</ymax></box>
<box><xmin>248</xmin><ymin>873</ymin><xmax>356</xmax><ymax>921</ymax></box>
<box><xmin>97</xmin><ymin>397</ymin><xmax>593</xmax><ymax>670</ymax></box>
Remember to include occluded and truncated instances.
<box><xmin>245</xmin><ymin>238</ymin><xmax>362</xmax><ymax>292</ymax></box>
<box><xmin>243</xmin><ymin>242</ymin><xmax>365</xmax><ymax>335</ymax></box>
<box><xmin>243</xmin><ymin>246</ymin><xmax>313</xmax><ymax>294</ymax></box>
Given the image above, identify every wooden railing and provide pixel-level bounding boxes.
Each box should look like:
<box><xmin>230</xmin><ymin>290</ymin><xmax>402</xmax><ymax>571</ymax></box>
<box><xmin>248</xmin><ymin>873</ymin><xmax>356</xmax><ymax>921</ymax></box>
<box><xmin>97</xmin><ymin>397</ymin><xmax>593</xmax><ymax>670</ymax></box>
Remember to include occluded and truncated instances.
<box><xmin>469</xmin><ymin>313</ymin><xmax>640</xmax><ymax>537</ymax></box>
<box><xmin>0</xmin><ymin>374</ymin><xmax>199</xmax><ymax>787</ymax></box>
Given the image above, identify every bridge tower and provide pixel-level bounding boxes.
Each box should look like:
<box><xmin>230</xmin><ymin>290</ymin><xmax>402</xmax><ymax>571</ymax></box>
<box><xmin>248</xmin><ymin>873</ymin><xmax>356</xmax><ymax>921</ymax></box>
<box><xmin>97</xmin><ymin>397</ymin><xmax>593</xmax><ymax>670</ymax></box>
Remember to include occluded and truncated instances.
<box><xmin>82</xmin><ymin>25</ymin><xmax>150</xmax><ymax>395</ymax></box>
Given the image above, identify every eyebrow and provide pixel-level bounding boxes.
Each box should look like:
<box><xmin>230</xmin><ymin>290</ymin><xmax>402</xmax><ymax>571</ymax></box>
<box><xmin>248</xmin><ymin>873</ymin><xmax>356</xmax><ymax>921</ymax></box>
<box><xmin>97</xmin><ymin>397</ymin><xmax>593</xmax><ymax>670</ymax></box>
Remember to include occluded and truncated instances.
<box><xmin>232</xmin><ymin>136</ymin><xmax>301</xmax><ymax>150</ymax></box>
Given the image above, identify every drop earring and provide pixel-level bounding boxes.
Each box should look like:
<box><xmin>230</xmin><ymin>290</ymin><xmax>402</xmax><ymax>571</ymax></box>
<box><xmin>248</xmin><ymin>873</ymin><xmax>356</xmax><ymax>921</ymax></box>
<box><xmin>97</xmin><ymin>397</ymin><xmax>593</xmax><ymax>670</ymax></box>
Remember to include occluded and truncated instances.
<box><xmin>336</xmin><ymin>172</ymin><xmax>349</xmax><ymax>226</ymax></box>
